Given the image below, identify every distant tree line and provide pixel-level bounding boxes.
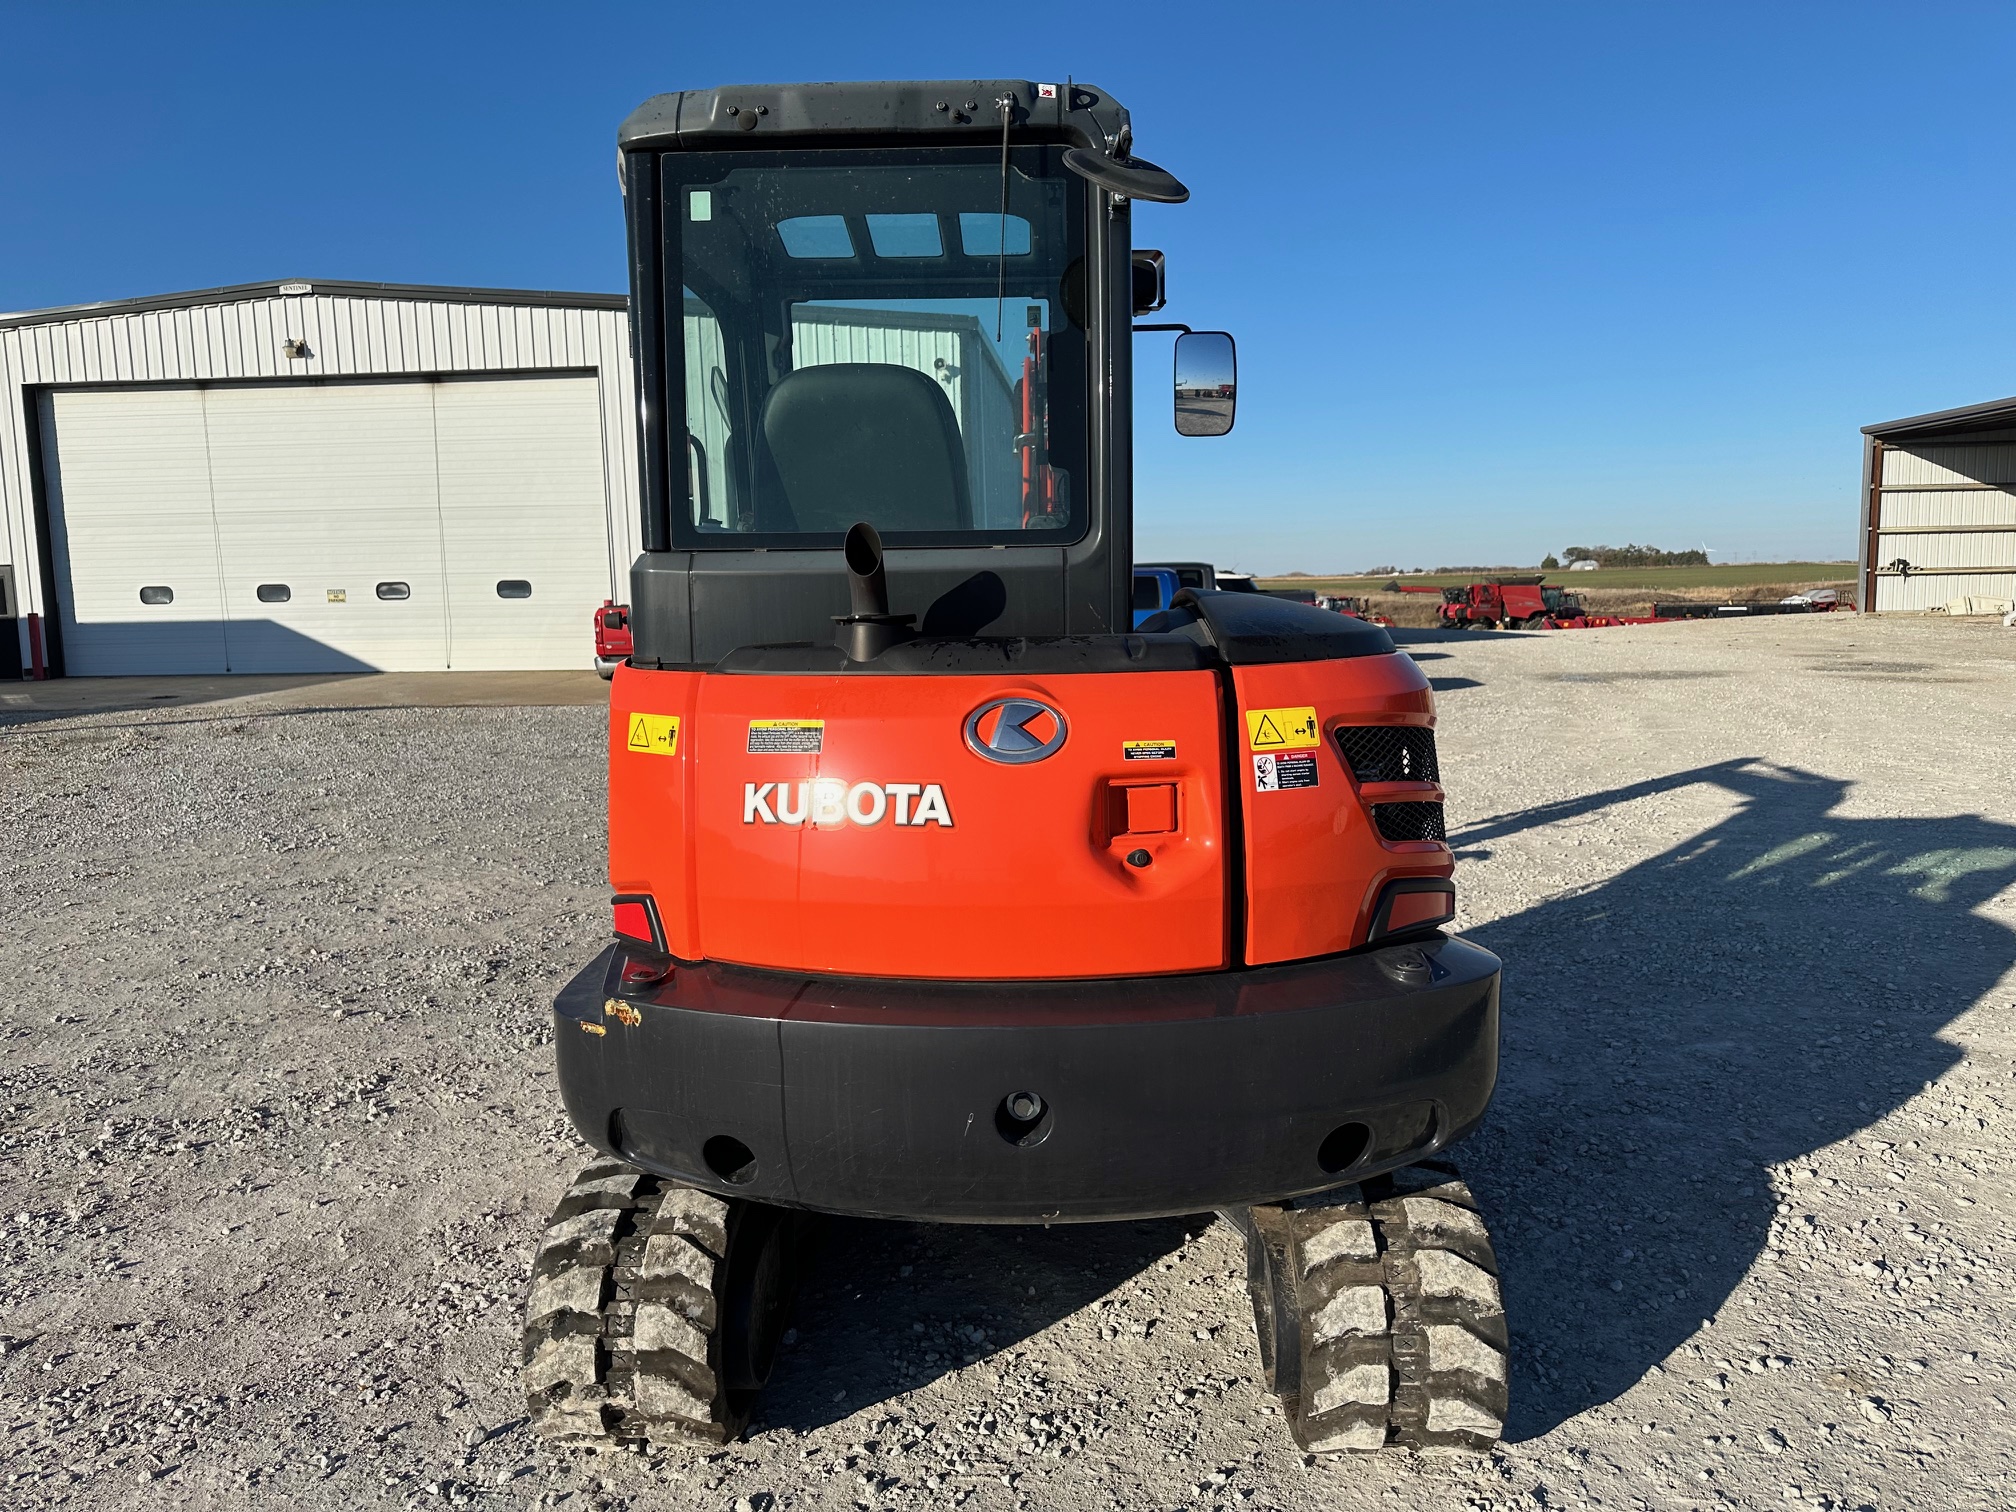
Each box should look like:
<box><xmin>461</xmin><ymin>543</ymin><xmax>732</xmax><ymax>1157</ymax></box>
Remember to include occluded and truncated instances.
<box><xmin>1560</xmin><ymin>544</ymin><xmax>1709</xmax><ymax>567</ymax></box>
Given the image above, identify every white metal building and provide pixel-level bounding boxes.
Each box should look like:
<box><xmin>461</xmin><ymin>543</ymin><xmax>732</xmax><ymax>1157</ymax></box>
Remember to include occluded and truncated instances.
<box><xmin>787</xmin><ymin>306</ymin><xmax>1018</xmax><ymax>523</ymax></box>
<box><xmin>0</xmin><ymin>279</ymin><xmax>639</xmax><ymax>676</ymax></box>
<box><xmin>1860</xmin><ymin>399</ymin><xmax>2016</xmax><ymax>613</ymax></box>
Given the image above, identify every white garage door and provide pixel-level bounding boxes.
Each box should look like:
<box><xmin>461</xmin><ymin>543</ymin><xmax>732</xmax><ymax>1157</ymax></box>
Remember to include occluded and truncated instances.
<box><xmin>434</xmin><ymin>373</ymin><xmax>615</xmax><ymax>671</ymax></box>
<box><xmin>205</xmin><ymin>380</ymin><xmax>449</xmax><ymax>674</ymax></box>
<box><xmin>40</xmin><ymin>387</ymin><xmax>232</xmax><ymax>674</ymax></box>
<box><xmin>39</xmin><ymin>373</ymin><xmax>613</xmax><ymax>675</ymax></box>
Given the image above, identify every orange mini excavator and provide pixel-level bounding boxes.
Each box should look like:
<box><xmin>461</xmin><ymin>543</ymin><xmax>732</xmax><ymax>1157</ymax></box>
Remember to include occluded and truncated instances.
<box><xmin>523</xmin><ymin>80</ymin><xmax>1506</xmax><ymax>1457</ymax></box>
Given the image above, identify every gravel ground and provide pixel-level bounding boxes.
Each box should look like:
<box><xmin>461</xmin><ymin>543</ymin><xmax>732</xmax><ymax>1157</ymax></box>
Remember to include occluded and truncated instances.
<box><xmin>3</xmin><ymin>613</ymin><xmax>2013</xmax><ymax>1511</ymax></box>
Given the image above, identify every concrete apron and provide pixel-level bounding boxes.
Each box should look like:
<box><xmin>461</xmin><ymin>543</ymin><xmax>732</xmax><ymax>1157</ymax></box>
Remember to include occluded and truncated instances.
<box><xmin>0</xmin><ymin>669</ymin><xmax>610</xmax><ymax>717</ymax></box>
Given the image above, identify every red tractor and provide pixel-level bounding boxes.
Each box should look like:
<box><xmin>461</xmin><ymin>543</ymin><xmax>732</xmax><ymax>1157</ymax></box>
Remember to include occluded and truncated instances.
<box><xmin>1438</xmin><ymin>576</ymin><xmax>1586</xmax><ymax>630</ymax></box>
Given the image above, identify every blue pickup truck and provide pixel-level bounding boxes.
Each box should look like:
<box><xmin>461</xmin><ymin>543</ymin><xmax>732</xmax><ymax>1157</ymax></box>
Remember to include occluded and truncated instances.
<box><xmin>1131</xmin><ymin>566</ymin><xmax>1183</xmax><ymax>627</ymax></box>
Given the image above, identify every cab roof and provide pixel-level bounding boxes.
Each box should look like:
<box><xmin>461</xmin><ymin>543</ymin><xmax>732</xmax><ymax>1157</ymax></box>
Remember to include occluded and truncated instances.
<box><xmin>618</xmin><ymin>79</ymin><xmax>1128</xmax><ymax>156</ymax></box>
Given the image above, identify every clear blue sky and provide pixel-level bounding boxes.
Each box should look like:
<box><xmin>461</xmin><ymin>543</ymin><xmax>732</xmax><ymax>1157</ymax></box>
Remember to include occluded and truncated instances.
<box><xmin>6</xmin><ymin>1</ymin><xmax>2012</xmax><ymax>573</ymax></box>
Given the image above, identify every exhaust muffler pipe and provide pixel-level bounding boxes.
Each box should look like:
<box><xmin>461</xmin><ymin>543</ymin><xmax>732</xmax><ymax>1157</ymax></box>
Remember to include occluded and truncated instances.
<box><xmin>833</xmin><ymin>522</ymin><xmax>917</xmax><ymax>662</ymax></box>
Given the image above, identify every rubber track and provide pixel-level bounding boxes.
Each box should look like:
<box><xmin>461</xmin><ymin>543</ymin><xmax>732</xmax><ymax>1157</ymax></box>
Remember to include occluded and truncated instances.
<box><xmin>1261</xmin><ymin>1159</ymin><xmax>1509</xmax><ymax>1454</ymax></box>
<box><xmin>522</xmin><ymin>1158</ymin><xmax>742</xmax><ymax>1445</ymax></box>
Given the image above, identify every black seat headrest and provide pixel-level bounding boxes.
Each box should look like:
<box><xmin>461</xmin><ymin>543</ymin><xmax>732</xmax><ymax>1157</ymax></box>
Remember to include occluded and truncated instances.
<box><xmin>759</xmin><ymin>363</ymin><xmax>972</xmax><ymax>535</ymax></box>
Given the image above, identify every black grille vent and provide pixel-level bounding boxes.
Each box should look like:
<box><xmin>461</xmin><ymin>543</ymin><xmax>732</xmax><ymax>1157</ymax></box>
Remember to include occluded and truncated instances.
<box><xmin>1335</xmin><ymin>726</ymin><xmax>1440</xmax><ymax>784</ymax></box>
<box><xmin>1372</xmin><ymin>802</ymin><xmax>1447</xmax><ymax>844</ymax></box>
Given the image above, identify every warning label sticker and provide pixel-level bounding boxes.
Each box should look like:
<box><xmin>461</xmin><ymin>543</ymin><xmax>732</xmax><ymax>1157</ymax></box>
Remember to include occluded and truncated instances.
<box><xmin>1245</xmin><ymin>706</ymin><xmax>1320</xmax><ymax>750</ymax></box>
<box><xmin>1253</xmin><ymin>751</ymin><xmax>1319</xmax><ymax>792</ymax></box>
<box><xmin>1123</xmin><ymin>740</ymin><xmax>1177</xmax><ymax>761</ymax></box>
<box><xmin>626</xmin><ymin>713</ymin><xmax>680</xmax><ymax>756</ymax></box>
<box><xmin>747</xmin><ymin>719</ymin><xmax>825</xmax><ymax>754</ymax></box>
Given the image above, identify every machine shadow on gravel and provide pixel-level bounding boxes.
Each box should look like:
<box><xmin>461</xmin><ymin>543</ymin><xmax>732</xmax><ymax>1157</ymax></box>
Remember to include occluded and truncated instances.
<box><xmin>1454</xmin><ymin>759</ymin><xmax>2016</xmax><ymax>1440</ymax></box>
<box><xmin>748</xmin><ymin>1215</ymin><xmax>1208</xmax><ymax>1434</ymax></box>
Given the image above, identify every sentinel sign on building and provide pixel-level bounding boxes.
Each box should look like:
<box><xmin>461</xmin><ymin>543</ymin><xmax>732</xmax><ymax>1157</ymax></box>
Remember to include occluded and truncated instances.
<box><xmin>0</xmin><ymin>280</ymin><xmax>640</xmax><ymax>677</ymax></box>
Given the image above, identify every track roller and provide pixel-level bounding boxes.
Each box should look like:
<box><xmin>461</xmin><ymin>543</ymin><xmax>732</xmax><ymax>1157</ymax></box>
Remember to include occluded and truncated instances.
<box><xmin>1228</xmin><ymin>1159</ymin><xmax>1507</xmax><ymax>1454</ymax></box>
<box><xmin>522</xmin><ymin>1158</ymin><xmax>808</xmax><ymax>1446</ymax></box>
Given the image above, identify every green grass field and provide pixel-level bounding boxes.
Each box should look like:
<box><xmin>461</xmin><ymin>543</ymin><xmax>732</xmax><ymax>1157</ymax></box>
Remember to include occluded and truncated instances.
<box><xmin>1259</xmin><ymin>562</ymin><xmax>1855</xmax><ymax>594</ymax></box>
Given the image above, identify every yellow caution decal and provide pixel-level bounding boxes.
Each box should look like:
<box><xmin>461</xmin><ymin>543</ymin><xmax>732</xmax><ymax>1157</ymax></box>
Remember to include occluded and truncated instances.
<box><xmin>626</xmin><ymin>713</ymin><xmax>680</xmax><ymax>756</ymax></box>
<box><xmin>1245</xmin><ymin>706</ymin><xmax>1320</xmax><ymax>750</ymax></box>
<box><xmin>1123</xmin><ymin>740</ymin><xmax>1177</xmax><ymax>761</ymax></box>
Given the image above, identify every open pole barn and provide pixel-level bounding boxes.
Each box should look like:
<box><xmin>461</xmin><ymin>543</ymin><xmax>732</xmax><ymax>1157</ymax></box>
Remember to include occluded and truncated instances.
<box><xmin>1860</xmin><ymin>398</ymin><xmax>2016</xmax><ymax>614</ymax></box>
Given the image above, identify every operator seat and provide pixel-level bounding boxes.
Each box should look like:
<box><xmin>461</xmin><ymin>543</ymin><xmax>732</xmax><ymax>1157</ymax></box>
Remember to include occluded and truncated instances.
<box><xmin>758</xmin><ymin>363</ymin><xmax>972</xmax><ymax>534</ymax></box>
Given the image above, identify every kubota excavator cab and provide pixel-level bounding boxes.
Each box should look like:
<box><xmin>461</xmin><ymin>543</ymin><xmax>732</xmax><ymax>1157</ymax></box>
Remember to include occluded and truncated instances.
<box><xmin>526</xmin><ymin>80</ymin><xmax>1506</xmax><ymax>1459</ymax></box>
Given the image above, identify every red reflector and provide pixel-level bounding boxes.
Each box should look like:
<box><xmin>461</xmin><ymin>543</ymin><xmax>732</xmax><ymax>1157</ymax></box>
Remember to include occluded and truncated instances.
<box><xmin>1387</xmin><ymin>889</ymin><xmax>1455</xmax><ymax>931</ymax></box>
<box><xmin>613</xmin><ymin>900</ymin><xmax>654</xmax><ymax>943</ymax></box>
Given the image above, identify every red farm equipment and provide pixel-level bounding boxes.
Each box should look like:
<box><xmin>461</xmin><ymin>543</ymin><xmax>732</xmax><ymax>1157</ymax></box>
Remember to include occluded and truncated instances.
<box><xmin>1376</xmin><ymin>577</ymin><xmax>1845</xmax><ymax>634</ymax></box>
<box><xmin>1437</xmin><ymin>576</ymin><xmax>1587</xmax><ymax>630</ymax></box>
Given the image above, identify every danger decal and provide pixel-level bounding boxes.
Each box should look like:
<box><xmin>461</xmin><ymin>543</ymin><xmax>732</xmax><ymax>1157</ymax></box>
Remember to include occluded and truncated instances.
<box><xmin>1253</xmin><ymin>752</ymin><xmax>1319</xmax><ymax>791</ymax></box>
<box><xmin>626</xmin><ymin>713</ymin><xmax>680</xmax><ymax>756</ymax></box>
<box><xmin>1123</xmin><ymin>740</ymin><xmax>1177</xmax><ymax>761</ymax></box>
<box><xmin>744</xmin><ymin>781</ymin><xmax>953</xmax><ymax>828</ymax></box>
<box><xmin>747</xmin><ymin>719</ymin><xmax>824</xmax><ymax>754</ymax></box>
<box><xmin>1245</xmin><ymin>706</ymin><xmax>1320</xmax><ymax>750</ymax></box>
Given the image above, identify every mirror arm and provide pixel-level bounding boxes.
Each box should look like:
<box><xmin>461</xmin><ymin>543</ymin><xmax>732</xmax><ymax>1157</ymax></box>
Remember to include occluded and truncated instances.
<box><xmin>1133</xmin><ymin>323</ymin><xmax>1192</xmax><ymax>333</ymax></box>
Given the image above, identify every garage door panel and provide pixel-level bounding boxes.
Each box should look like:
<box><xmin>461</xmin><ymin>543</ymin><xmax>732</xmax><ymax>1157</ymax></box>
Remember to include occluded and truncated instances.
<box><xmin>205</xmin><ymin>382</ymin><xmax>450</xmax><ymax>672</ymax></box>
<box><xmin>216</xmin><ymin>614</ymin><xmax>392</xmax><ymax>673</ymax></box>
<box><xmin>41</xmin><ymin>387</ymin><xmax>230</xmax><ymax>675</ymax></box>
<box><xmin>433</xmin><ymin>374</ymin><xmax>611</xmax><ymax>670</ymax></box>
<box><xmin>43</xmin><ymin>371</ymin><xmax>612</xmax><ymax>676</ymax></box>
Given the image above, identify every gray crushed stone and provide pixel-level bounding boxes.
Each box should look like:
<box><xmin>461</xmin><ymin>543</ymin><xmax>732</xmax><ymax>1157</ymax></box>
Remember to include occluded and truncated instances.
<box><xmin>1</xmin><ymin>612</ymin><xmax>2013</xmax><ymax>1510</ymax></box>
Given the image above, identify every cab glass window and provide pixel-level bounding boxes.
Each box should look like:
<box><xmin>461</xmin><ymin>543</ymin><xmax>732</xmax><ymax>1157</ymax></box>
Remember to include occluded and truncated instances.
<box><xmin>777</xmin><ymin>216</ymin><xmax>853</xmax><ymax>259</ymax></box>
<box><xmin>865</xmin><ymin>213</ymin><xmax>942</xmax><ymax>257</ymax></box>
<box><xmin>666</xmin><ymin>145</ymin><xmax>1088</xmax><ymax>548</ymax></box>
<box><xmin>957</xmin><ymin>213</ymin><xmax>1031</xmax><ymax>256</ymax></box>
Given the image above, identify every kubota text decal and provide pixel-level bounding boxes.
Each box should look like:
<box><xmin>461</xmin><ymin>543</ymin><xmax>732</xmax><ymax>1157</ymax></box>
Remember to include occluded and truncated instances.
<box><xmin>744</xmin><ymin>781</ymin><xmax>953</xmax><ymax>828</ymax></box>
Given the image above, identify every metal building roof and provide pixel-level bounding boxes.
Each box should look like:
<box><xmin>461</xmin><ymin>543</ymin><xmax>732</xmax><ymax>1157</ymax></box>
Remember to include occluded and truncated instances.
<box><xmin>0</xmin><ymin>279</ymin><xmax>627</xmax><ymax>330</ymax></box>
<box><xmin>1863</xmin><ymin>395</ymin><xmax>2016</xmax><ymax>441</ymax></box>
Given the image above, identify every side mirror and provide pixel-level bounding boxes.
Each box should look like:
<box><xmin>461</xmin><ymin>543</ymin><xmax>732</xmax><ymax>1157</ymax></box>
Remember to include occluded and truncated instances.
<box><xmin>1174</xmin><ymin>331</ymin><xmax>1236</xmax><ymax>436</ymax></box>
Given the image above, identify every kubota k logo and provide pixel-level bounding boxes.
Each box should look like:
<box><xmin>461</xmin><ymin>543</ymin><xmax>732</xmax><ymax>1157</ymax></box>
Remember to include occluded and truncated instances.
<box><xmin>964</xmin><ymin>697</ymin><xmax>1067</xmax><ymax>765</ymax></box>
